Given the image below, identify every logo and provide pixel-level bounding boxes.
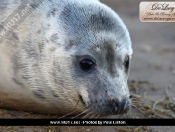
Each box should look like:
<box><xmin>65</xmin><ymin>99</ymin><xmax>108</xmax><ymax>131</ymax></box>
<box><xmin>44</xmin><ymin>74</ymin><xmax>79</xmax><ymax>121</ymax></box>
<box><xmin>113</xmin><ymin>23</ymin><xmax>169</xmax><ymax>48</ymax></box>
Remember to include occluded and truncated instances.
<box><xmin>140</xmin><ymin>2</ymin><xmax>175</xmax><ymax>22</ymax></box>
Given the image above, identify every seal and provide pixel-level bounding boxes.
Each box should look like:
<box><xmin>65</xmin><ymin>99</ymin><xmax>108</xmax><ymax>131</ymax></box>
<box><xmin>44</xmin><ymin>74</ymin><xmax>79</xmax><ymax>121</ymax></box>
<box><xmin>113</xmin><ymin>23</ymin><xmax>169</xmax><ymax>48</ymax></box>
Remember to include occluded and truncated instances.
<box><xmin>0</xmin><ymin>0</ymin><xmax>133</xmax><ymax>117</ymax></box>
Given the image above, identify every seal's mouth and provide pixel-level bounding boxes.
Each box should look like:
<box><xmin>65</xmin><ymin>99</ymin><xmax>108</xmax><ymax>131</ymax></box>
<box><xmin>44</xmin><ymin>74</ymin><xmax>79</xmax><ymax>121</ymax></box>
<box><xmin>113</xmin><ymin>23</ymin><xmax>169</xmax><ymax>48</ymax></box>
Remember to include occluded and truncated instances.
<box><xmin>107</xmin><ymin>98</ymin><xmax>132</xmax><ymax>115</ymax></box>
<box><xmin>78</xmin><ymin>94</ymin><xmax>132</xmax><ymax>117</ymax></box>
<box><xmin>78</xmin><ymin>94</ymin><xmax>86</xmax><ymax>107</ymax></box>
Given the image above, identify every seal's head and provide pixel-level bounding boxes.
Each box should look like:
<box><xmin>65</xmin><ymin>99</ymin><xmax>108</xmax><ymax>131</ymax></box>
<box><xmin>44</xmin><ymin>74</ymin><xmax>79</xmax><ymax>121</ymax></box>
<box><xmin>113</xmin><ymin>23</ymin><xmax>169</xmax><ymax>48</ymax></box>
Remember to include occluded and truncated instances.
<box><xmin>54</xmin><ymin>0</ymin><xmax>133</xmax><ymax>116</ymax></box>
<box><xmin>12</xmin><ymin>0</ymin><xmax>132</xmax><ymax>116</ymax></box>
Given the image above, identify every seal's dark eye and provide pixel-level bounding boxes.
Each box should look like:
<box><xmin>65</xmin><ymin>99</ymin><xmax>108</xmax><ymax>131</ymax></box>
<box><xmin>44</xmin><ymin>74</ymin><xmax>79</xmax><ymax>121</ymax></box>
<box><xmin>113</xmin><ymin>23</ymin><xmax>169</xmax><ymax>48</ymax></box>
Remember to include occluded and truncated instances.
<box><xmin>80</xmin><ymin>59</ymin><xmax>95</xmax><ymax>71</ymax></box>
<box><xmin>79</xmin><ymin>56</ymin><xmax>96</xmax><ymax>72</ymax></box>
<box><xmin>124</xmin><ymin>55</ymin><xmax>130</xmax><ymax>73</ymax></box>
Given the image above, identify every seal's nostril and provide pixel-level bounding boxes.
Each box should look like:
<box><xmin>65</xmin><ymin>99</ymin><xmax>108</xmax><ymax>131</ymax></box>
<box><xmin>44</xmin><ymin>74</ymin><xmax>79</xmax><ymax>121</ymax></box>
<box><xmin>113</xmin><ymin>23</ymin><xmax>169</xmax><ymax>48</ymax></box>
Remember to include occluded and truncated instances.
<box><xmin>119</xmin><ymin>99</ymin><xmax>126</xmax><ymax>113</ymax></box>
<box><xmin>109</xmin><ymin>98</ymin><xmax>130</xmax><ymax>114</ymax></box>
<box><xmin>108</xmin><ymin>99</ymin><xmax>119</xmax><ymax>114</ymax></box>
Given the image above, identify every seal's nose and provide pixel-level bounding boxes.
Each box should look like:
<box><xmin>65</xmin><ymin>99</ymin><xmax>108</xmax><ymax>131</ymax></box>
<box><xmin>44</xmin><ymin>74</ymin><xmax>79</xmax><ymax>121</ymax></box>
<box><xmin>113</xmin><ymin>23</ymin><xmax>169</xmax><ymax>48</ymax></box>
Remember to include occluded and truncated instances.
<box><xmin>108</xmin><ymin>98</ymin><xmax>131</xmax><ymax>114</ymax></box>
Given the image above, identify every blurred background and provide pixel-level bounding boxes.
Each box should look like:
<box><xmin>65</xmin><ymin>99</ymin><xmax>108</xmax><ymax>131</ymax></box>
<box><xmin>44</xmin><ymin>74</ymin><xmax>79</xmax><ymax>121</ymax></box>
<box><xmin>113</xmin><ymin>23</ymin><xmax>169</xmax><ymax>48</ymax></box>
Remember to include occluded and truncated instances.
<box><xmin>101</xmin><ymin>0</ymin><xmax>175</xmax><ymax>97</ymax></box>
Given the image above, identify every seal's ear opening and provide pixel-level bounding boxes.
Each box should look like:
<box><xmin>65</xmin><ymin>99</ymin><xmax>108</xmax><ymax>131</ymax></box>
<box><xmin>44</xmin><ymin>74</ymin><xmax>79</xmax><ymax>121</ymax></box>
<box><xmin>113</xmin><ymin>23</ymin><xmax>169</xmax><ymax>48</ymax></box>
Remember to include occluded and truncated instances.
<box><xmin>129</xmin><ymin>95</ymin><xmax>133</xmax><ymax>99</ymax></box>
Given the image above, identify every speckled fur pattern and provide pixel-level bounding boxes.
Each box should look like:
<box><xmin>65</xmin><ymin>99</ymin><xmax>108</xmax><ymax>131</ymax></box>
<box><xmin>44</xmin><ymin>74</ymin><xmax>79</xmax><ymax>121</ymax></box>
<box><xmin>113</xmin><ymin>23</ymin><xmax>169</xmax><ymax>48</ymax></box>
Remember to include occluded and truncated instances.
<box><xmin>0</xmin><ymin>0</ymin><xmax>132</xmax><ymax>116</ymax></box>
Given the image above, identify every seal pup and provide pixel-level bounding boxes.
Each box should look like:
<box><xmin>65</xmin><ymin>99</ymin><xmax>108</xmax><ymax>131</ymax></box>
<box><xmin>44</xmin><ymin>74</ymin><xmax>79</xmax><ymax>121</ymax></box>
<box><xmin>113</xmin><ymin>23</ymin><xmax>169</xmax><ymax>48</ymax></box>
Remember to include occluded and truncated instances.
<box><xmin>0</xmin><ymin>0</ymin><xmax>133</xmax><ymax>117</ymax></box>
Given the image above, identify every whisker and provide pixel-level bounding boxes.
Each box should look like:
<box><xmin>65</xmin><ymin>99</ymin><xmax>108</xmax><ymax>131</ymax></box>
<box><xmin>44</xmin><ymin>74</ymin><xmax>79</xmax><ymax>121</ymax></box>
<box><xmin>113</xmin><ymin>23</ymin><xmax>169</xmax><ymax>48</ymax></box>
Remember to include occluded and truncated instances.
<box><xmin>82</xmin><ymin>111</ymin><xmax>94</xmax><ymax>119</ymax></box>
<box><xmin>59</xmin><ymin>110</ymin><xmax>79</xmax><ymax>119</ymax></box>
<box><xmin>129</xmin><ymin>107</ymin><xmax>140</xmax><ymax>118</ymax></box>
<box><xmin>126</xmin><ymin>108</ymin><xmax>135</xmax><ymax>118</ymax></box>
<box><xmin>90</xmin><ymin>114</ymin><xmax>95</xmax><ymax>119</ymax></box>
<box><xmin>89</xmin><ymin>111</ymin><xmax>97</xmax><ymax>119</ymax></box>
<box><xmin>95</xmin><ymin>114</ymin><xmax>101</xmax><ymax>119</ymax></box>
<box><xmin>71</xmin><ymin>109</ymin><xmax>89</xmax><ymax>119</ymax></box>
<box><xmin>110</xmin><ymin>110</ymin><xmax>113</xmax><ymax>115</ymax></box>
<box><xmin>59</xmin><ymin>99</ymin><xmax>80</xmax><ymax>119</ymax></box>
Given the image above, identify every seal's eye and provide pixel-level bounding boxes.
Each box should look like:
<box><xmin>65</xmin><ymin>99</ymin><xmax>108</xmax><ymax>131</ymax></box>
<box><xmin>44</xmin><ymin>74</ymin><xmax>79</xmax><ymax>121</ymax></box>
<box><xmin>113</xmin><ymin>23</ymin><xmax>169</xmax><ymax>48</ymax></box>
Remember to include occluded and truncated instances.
<box><xmin>79</xmin><ymin>56</ymin><xmax>96</xmax><ymax>72</ymax></box>
<box><xmin>124</xmin><ymin>55</ymin><xmax>130</xmax><ymax>73</ymax></box>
